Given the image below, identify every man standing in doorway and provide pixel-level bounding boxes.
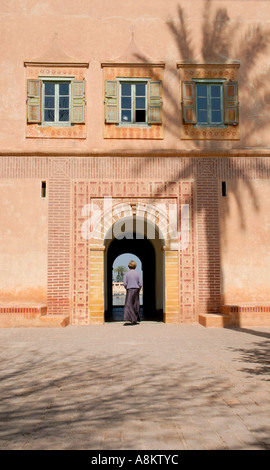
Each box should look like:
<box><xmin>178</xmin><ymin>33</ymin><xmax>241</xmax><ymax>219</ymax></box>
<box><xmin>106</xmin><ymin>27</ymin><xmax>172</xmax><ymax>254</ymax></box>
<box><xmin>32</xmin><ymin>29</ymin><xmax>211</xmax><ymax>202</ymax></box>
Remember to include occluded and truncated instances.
<box><xmin>123</xmin><ymin>260</ymin><xmax>142</xmax><ymax>325</ymax></box>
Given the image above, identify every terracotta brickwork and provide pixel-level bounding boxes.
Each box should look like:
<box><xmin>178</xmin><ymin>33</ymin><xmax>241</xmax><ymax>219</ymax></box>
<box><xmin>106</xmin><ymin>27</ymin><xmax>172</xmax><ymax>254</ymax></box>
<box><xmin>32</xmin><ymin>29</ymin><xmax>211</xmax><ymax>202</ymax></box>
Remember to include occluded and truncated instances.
<box><xmin>47</xmin><ymin>176</ymin><xmax>71</xmax><ymax>316</ymax></box>
<box><xmin>89</xmin><ymin>249</ymin><xmax>104</xmax><ymax>324</ymax></box>
<box><xmin>221</xmin><ymin>305</ymin><xmax>270</xmax><ymax>327</ymax></box>
<box><xmin>196</xmin><ymin>163</ymin><xmax>221</xmax><ymax>314</ymax></box>
<box><xmin>164</xmin><ymin>250</ymin><xmax>180</xmax><ymax>323</ymax></box>
<box><xmin>72</xmin><ymin>179</ymin><xmax>195</xmax><ymax>324</ymax></box>
<box><xmin>1</xmin><ymin>155</ymin><xmax>270</xmax><ymax>326</ymax></box>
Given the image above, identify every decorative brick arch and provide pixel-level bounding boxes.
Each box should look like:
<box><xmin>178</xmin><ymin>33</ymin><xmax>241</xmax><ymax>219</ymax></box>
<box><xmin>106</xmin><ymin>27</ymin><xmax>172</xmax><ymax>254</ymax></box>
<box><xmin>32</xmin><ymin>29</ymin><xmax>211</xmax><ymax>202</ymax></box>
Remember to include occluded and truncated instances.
<box><xmin>90</xmin><ymin>200</ymin><xmax>178</xmax><ymax>248</ymax></box>
<box><xmin>91</xmin><ymin>200</ymin><xmax>180</xmax><ymax>322</ymax></box>
<box><xmin>72</xmin><ymin>180</ymin><xmax>196</xmax><ymax>325</ymax></box>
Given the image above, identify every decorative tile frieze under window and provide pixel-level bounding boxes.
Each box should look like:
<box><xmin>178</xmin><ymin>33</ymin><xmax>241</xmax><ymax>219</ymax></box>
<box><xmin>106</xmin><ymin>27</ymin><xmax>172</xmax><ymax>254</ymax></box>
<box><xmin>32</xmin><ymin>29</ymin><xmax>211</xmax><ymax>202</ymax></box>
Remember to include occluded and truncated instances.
<box><xmin>101</xmin><ymin>63</ymin><xmax>164</xmax><ymax>139</ymax></box>
<box><xmin>24</xmin><ymin>61</ymin><xmax>88</xmax><ymax>139</ymax></box>
<box><xmin>178</xmin><ymin>63</ymin><xmax>240</xmax><ymax>140</ymax></box>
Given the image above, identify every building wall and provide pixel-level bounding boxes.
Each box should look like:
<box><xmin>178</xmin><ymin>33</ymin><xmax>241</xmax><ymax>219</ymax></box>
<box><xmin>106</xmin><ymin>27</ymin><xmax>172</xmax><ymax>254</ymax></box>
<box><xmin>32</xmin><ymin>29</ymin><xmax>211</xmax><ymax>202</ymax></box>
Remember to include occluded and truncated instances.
<box><xmin>1</xmin><ymin>1</ymin><xmax>270</xmax><ymax>325</ymax></box>
<box><xmin>1</xmin><ymin>0</ymin><xmax>270</xmax><ymax>154</ymax></box>
<box><xmin>220</xmin><ymin>178</ymin><xmax>270</xmax><ymax>303</ymax></box>
<box><xmin>0</xmin><ymin>179</ymin><xmax>47</xmax><ymax>305</ymax></box>
<box><xmin>1</xmin><ymin>155</ymin><xmax>270</xmax><ymax>324</ymax></box>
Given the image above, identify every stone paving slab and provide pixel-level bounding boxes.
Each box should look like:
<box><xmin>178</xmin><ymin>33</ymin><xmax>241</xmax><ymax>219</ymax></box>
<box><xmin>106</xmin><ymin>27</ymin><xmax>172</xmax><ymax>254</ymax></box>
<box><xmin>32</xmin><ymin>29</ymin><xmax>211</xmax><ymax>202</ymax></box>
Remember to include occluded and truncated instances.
<box><xmin>0</xmin><ymin>322</ymin><xmax>269</xmax><ymax>450</ymax></box>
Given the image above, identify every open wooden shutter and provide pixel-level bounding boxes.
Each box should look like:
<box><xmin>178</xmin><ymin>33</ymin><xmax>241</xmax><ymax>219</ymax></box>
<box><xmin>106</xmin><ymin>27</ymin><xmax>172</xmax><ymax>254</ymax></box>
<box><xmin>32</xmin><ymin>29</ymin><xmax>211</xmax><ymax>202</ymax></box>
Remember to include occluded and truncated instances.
<box><xmin>224</xmin><ymin>81</ymin><xmax>239</xmax><ymax>125</ymax></box>
<box><xmin>71</xmin><ymin>80</ymin><xmax>85</xmax><ymax>124</ymax></box>
<box><xmin>182</xmin><ymin>81</ymin><xmax>196</xmax><ymax>124</ymax></box>
<box><xmin>148</xmin><ymin>80</ymin><xmax>162</xmax><ymax>124</ymax></box>
<box><xmin>27</xmin><ymin>79</ymin><xmax>42</xmax><ymax>123</ymax></box>
<box><xmin>105</xmin><ymin>80</ymin><xmax>119</xmax><ymax>123</ymax></box>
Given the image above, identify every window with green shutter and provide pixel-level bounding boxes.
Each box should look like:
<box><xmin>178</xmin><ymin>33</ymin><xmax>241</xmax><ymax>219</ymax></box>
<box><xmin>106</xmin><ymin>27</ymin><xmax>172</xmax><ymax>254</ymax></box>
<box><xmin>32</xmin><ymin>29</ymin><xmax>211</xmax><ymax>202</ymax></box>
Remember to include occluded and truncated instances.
<box><xmin>182</xmin><ymin>79</ymin><xmax>239</xmax><ymax>127</ymax></box>
<box><xmin>27</xmin><ymin>79</ymin><xmax>42</xmax><ymax>123</ymax></box>
<box><xmin>27</xmin><ymin>78</ymin><xmax>85</xmax><ymax>126</ymax></box>
<box><xmin>105</xmin><ymin>78</ymin><xmax>162</xmax><ymax>126</ymax></box>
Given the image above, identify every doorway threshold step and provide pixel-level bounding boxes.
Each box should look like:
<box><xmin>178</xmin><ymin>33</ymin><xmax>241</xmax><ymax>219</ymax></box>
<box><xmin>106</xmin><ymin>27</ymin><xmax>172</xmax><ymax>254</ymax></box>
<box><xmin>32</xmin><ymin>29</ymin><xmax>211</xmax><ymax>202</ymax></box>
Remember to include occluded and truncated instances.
<box><xmin>199</xmin><ymin>313</ymin><xmax>231</xmax><ymax>328</ymax></box>
<box><xmin>39</xmin><ymin>315</ymin><xmax>70</xmax><ymax>327</ymax></box>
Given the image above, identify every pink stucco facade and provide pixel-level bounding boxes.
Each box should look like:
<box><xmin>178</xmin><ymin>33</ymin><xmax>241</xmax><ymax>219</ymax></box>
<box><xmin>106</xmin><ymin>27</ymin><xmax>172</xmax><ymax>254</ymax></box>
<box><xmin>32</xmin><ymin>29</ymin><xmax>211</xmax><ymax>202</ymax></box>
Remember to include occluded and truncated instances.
<box><xmin>1</xmin><ymin>0</ymin><xmax>270</xmax><ymax>327</ymax></box>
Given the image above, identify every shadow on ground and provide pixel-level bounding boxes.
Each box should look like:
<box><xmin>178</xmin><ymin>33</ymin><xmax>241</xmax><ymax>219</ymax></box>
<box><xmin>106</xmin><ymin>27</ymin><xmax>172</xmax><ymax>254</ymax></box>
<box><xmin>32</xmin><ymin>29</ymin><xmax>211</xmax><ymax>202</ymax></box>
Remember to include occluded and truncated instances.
<box><xmin>0</xmin><ymin>328</ymin><xmax>269</xmax><ymax>450</ymax></box>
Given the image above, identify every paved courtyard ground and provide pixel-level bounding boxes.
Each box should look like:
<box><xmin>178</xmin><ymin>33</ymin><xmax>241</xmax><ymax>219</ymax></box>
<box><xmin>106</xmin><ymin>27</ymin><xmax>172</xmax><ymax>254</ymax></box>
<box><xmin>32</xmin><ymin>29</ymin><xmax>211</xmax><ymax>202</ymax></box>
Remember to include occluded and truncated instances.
<box><xmin>0</xmin><ymin>322</ymin><xmax>269</xmax><ymax>450</ymax></box>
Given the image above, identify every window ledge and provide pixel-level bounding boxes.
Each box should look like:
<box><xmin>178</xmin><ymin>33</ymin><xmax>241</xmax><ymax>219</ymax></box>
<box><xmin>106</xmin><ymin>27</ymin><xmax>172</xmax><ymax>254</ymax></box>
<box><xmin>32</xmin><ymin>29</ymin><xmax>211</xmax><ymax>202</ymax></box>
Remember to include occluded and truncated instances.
<box><xmin>194</xmin><ymin>124</ymin><xmax>228</xmax><ymax>128</ymax></box>
<box><xmin>117</xmin><ymin>123</ymin><xmax>151</xmax><ymax>128</ymax></box>
<box><xmin>39</xmin><ymin>123</ymin><xmax>73</xmax><ymax>128</ymax></box>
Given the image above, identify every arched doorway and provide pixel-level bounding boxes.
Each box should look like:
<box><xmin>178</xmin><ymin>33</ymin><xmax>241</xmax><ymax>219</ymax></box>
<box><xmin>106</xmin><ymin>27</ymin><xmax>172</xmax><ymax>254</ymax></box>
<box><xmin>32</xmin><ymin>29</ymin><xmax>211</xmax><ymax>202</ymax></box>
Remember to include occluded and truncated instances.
<box><xmin>104</xmin><ymin>216</ymin><xmax>164</xmax><ymax>322</ymax></box>
<box><xmin>73</xmin><ymin>183</ymin><xmax>194</xmax><ymax>325</ymax></box>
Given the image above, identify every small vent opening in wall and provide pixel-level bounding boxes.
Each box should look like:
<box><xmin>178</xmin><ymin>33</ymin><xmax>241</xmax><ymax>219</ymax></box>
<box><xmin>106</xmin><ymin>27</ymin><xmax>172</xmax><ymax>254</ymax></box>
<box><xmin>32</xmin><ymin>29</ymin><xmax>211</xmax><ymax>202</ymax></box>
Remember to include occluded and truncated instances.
<box><xmin>222</xmin><ymin>181</ymin><xmax>227</xmax><ymax>197</ymax></box>
<box><xmin>41</xmin><ymin>181</ymin><xmax>46</xmax><ymax>198</ymax></box>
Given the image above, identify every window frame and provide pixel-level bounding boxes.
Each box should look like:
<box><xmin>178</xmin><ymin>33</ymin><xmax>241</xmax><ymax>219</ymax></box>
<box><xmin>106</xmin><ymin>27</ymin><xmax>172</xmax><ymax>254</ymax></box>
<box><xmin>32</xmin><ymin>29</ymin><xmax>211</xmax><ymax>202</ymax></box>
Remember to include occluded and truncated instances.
<box><xmin>193</xmin><ymin>78</ymin><xmax>227</xmax><ymax>128</ymax></box>
<box><xmin>41</xmin><ymin>77</ymin><xmax>72</xmax><ymax>127</ymax></box>
<box><xmin>118</xmin><ymin>78</ymin><xmax>150</xmax><ymax>127</ymax></box>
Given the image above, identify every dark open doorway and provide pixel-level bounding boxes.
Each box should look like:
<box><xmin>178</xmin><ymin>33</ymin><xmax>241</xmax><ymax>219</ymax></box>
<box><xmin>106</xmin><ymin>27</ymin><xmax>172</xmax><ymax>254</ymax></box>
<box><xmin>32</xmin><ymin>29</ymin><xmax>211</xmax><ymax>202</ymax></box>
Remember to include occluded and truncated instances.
<box><xmin>112</xmin><ymin>252</ymin><xmax>143</xmax><ymax>307</ymax></box>
<box><xmin>105</xmin><ymin>234</ymin><xmax>163</xmax><ymax>322</ymax></box>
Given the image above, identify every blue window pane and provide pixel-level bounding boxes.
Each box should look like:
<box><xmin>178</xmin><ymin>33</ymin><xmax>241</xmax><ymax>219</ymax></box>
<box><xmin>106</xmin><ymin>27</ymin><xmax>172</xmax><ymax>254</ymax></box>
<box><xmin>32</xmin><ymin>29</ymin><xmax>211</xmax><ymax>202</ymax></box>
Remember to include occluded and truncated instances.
<box><xmin>197</xmin><ymin>110</ymin><xmax>208</xmax><ymax>123</ymax></box>
<box><xmin>59</xmin><ymin>110</ymin><xmax>69</xmax><ymax>122</ymax></box>
<box><xmin>121</xmin><ymin>97</ymin><xmax>131</xmax><ymax>109</ymax></box>
<box><xmin>136</xmin><ymin>97</ymin><xmax>145</xmax><ymax>109</ymax></box>
<box><xmin>197</xmin><ymin>97</ymin><xmax>207</xmax><ymax>109</ymax></box>
<box><xmin>195</xmin><ymin>82</ymin><xmax>224</xmax><ymax>126</ymax></box>
<box><xmin>211</xmin><ymin>98</ymin><xmax>221</xmax><ymax>110</ymax></box>
<box><xmin>45</xmin><ymin>97</ymin><xmax>55</xmax><ymax>108</ymax></box>
<box><xmin>197</xmin><ymin>84</ymin><xmax>207</xmax><ymax>97</ymax></box>
<box><xmin>211</xmin><ymin>86</ymin><xmax>221</xmax><ymax>97</ymax></box>
<box><xmin>211</xmin><ymin>110</ymin><xmax>222</xmax><ymax>123</ymax></box>
<box><xmin>121</xmin><ymin>110</ymin><xmax>131</xmax><ymax>122</ymax></box>
<box><xmin>59</xmin><ymin>96</ymin><xmax>69</xmax><ymax>108</ymax></box>
<box><xmin>44</xmin><ymin>109</ymin><xmax>55</xmax><ymax>121</ymax></box>
<box><xmin>44</xmin><ymin>82</ymin><xmax>55</xmax><ymax>95</ymax></box>
<box><xmin>122</xmin><ymin>84</ymin><xmax>131</xmax><ymax>96</ymax></box>
<box><xmin>135</xmin><ymin>83</ymin><xmax>146</xmax><ymax>96</ymax></box>
<box><xmin>59</xmin><ymin>83</ymin><xmax>69</xmax><ymax>95</ymax></box>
